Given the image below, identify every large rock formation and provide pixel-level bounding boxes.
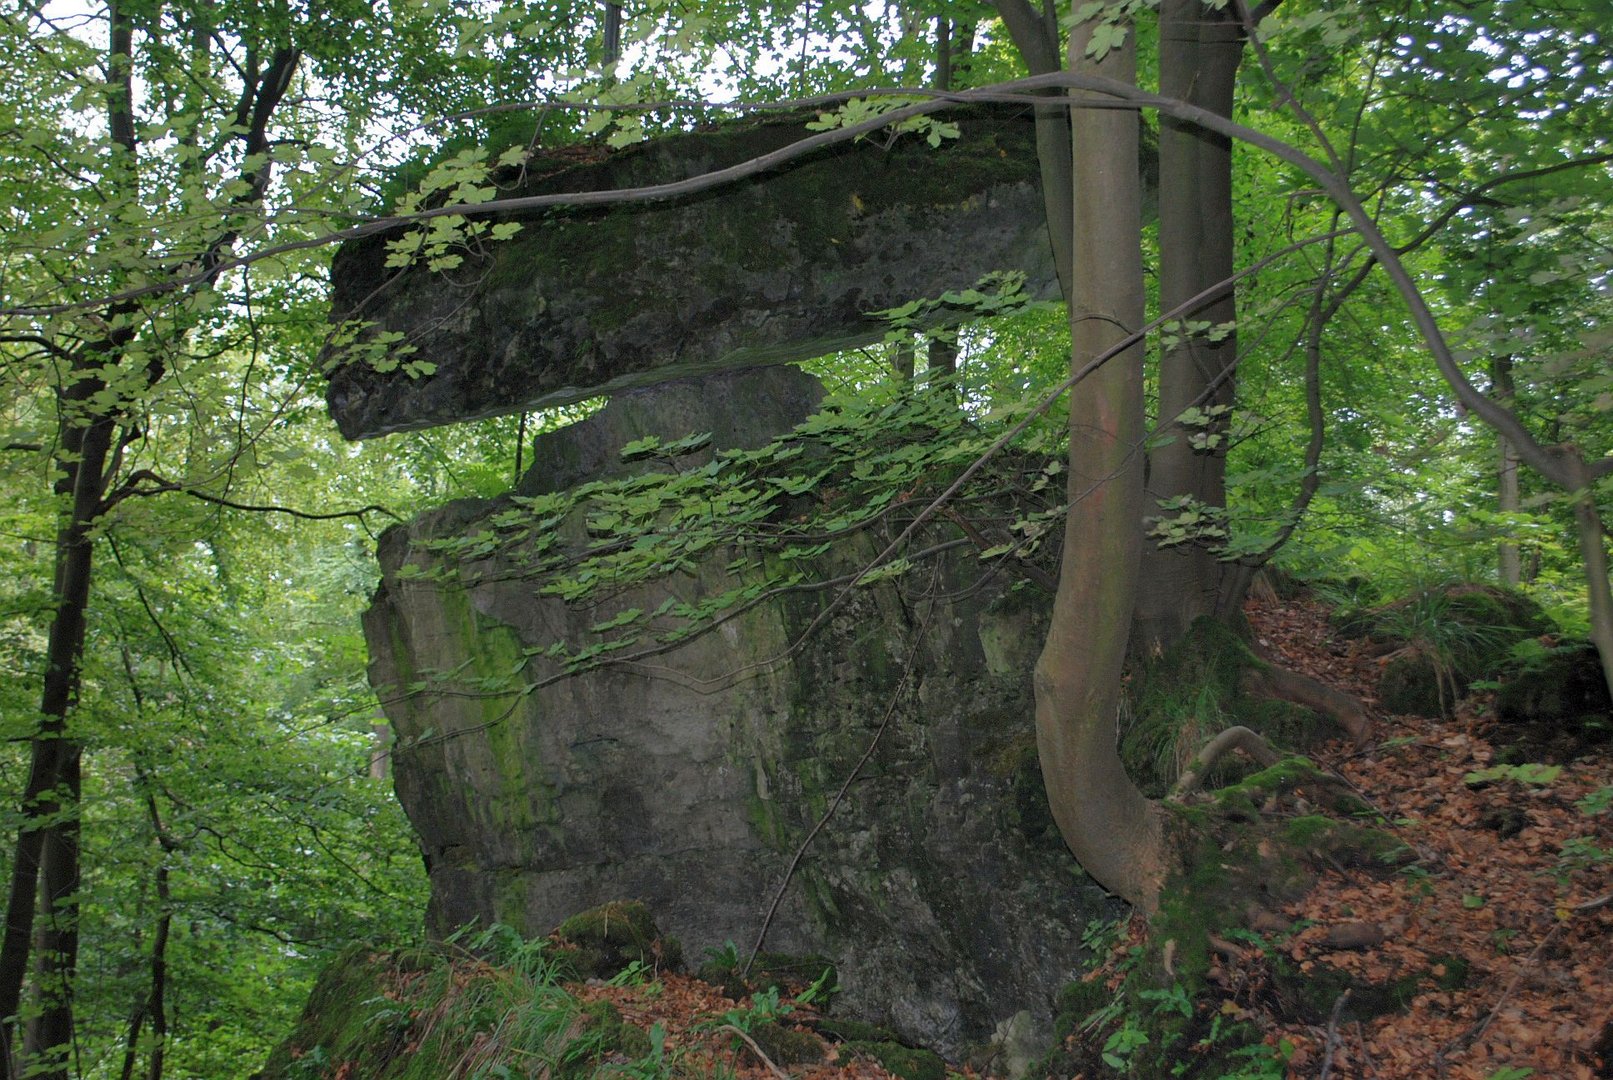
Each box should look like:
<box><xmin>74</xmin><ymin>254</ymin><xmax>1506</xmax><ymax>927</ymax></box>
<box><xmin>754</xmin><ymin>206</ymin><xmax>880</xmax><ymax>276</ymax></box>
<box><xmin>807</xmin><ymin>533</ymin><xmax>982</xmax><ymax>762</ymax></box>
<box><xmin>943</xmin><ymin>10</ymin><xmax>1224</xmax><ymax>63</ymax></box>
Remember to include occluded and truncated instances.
<box><xmin>325</xmin><ymin>106</ymin><xmax>1057</xmax><ymax>439</ymax></box>
<box><xmin>364</xmin><ymin>367</ymin><xmax>1117</xmax><ymax>1059</ymax></box>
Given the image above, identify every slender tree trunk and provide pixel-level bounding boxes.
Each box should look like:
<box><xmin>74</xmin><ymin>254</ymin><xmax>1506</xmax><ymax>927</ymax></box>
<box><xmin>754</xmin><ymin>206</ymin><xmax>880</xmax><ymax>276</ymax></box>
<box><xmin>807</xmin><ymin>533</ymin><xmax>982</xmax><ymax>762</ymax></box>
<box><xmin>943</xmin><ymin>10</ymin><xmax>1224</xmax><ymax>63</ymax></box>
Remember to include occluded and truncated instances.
<box><xmin>893</xmin><ymin>338</ymin><xmax>916</xmax><ymax>384</ymax></box>
<box><xmin>1033</xmin><ymin>13</ymin><xmax>1166</xmax><ymax>912</ymax></box>
<box><xmin>3</xmin><ymin>6</ymin><xmax>145</xmax><ymax>1068</ymax></box>
<box><xmin>24</xmin><ymin>755</ymin><xmax>82</xmax><ymax>1077</ymax></box>
<box><xmin>0</xmin><ymin>11</ymin><xmax>296</xmax><ymax>1075</ymax></box>
<box><xmin>991</xmin><ymin>0</ymin><xmax>1075</xmax><ymax>302</ymax></box>
<box><xmin>142</xmin><ymin>793</ymin><xmax>173</xmax><ymax>1080</ymax></box>
<box><xmin>370</xmin><ymin>722</ymin><xmax>392</xmax><ymax>781</ymax></box>
<box><xmin>117</xmin><ymin>999</ymin><xmax>144</xmax><ymax>1080</ymax></box>
<box><xmin>602</xmin><ymin>1</ymin><xmax>622</xmax><ymax>66</ymax></box>
<box><xmin>1567</xmin><ymin>458</ymin><xmax>1613</xmax><ymax>701</ymax></box>
<box><xmin>1</xmin><ymin>12</ymin><xmax>136</xmax><ymax>1073</ymax></box>
<box><xmin>926</xmin><ymin>334</ymin><xmax>958</xmax><ymax>404</ymax></box>
<box><xmin>113</xmin><ymin>806</ymin><xmax>173</xmax><ymax>1080</ymax></box>
<box><xmin>0</xmin><ymin>402</ymin><xmax>115</xmax><ymax>1080</ymax></box>
<box><xmin>1493</xmin><ymin>356</ymin><xmax>1522</xmax><ymax>586</ymax></box>
<box><xmin>932</xmin><ymin>17</ymin><xmax>977</xmax><ymax>91</ymax></box>
<box><xmin>1135</xmin><ymin>0</ymin><xmax>1246</xmax><ymax>652</ymax></box>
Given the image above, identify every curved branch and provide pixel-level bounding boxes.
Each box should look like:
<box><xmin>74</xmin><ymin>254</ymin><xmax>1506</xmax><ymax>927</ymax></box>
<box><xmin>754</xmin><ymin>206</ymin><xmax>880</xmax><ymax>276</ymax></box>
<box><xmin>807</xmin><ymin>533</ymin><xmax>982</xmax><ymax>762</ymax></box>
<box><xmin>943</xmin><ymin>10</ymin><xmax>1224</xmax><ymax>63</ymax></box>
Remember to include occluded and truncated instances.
<box><xmin>1168</xmin><ymin>725</ymin><xmax>1282</xmax><ymax>800</ymax></box>
<box><xmin>108</xmin><ymin>469</ymin><xmax>401</xmax><ymax>522</ymax></box>
<box><xmin>1247</xmin><ymin>218</ymin><xmax>1339</xmax><ymax>567</ymax></box>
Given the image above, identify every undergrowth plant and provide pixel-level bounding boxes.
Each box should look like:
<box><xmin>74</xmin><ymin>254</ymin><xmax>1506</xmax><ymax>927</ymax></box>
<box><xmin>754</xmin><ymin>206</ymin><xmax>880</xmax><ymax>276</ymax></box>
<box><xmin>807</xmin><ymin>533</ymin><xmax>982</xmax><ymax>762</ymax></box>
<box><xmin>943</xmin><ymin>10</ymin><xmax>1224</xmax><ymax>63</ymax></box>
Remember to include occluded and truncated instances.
<box><xmin>424</xmin><ymin>931</ymin><xmax>603</xmax><ymax>1079</ymax></box>
<box><xmin>275</xmin><ymin>926</ymin><xmax>692</xmax><ymax>1080</ymax></box>
<box><xmin>1366</xmin><ymin>585</ymin><xmax>1543</xmax><ymax>714</ymax></box>
<box><xmin>1556</xmin><ymin>784</ymin><xmax>1613</xmax><ymax>888</ymax></box>
<box><xmin>1042</xmin><ymin>914</ymin><xmax>1292</xmax><ymax>1079</ymax></box>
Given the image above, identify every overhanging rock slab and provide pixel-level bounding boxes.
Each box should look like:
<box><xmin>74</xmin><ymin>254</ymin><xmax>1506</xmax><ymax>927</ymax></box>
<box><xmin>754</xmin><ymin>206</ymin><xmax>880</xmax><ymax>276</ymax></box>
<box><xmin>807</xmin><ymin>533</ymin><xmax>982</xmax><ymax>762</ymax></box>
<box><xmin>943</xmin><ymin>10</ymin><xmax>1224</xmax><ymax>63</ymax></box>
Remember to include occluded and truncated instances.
<box><xmin>324</xmin><ymin>105</ymin><xmax>1056</xmax><ymax>439</ymax></box>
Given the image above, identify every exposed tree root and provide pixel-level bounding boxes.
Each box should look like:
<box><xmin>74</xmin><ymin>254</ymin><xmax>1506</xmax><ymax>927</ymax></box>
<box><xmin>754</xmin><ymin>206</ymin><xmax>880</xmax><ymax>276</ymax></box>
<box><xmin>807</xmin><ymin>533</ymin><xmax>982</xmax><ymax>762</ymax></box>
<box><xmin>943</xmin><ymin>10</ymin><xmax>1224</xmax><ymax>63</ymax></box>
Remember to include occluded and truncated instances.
<box><xmin>1242</xmin><ymin>644</ymin><xmax>1373</xmax><ymax>745</ymax></box>
<box><xmin>1168</xmin><ymin>724</ymin><xmax>1282</xmax><ymax>799</ymax></box>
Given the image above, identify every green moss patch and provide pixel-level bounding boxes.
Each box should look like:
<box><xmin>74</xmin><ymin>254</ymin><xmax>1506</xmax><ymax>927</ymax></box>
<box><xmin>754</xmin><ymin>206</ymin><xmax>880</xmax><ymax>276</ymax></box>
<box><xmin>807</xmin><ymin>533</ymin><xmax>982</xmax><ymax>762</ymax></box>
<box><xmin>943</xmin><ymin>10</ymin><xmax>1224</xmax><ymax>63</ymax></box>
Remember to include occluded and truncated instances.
<box><xmin>1031</xmin><ymin>764</ymin><xmax>1401</xmax><ymax>1078</ymax></box>
<box><xmin>1123</xmin><ymin>619</ymin><xmax>1331</xmax><ymax>796</ymax></box>
<box><xmin>748</xmin><ymin>1020</ymin><xmax>828</xmax><ymax>1065</ymax></box>
<box><xmin>805</xmin><ymin>1016</ymin><xmax>947</xmax><ymax>1079</ymax></box>
<box><xmin>551</xmin><ymin>899</ymin><xmax>683</xmax><ymax>979</ymax></box>
<box><xmin>844</xmin><ymin>1040</ymin><xmax>948</xmax><ymax>1080</ymax></box>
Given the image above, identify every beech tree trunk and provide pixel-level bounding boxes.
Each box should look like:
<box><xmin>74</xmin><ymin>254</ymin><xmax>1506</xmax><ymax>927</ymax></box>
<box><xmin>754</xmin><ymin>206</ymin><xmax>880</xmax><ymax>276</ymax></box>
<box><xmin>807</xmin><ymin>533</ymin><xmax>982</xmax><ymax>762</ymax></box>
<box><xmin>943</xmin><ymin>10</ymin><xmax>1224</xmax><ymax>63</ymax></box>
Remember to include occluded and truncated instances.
<box><xmin>1135</xmin><ymin>0</ymin><xmax>1247</xmax><ymax>653</ymax></box>
<box><xmin>926</xmin><ymin>335</ymin><xmax>959</xmax><ymax>404</ymax></box>
<box><xmin>1032</xmin><ymin>14</ymin><xmax>1167</xmax><ymax>913</ymax></box>
<box><xmin>1493</xmin><ymin>356</ymin><xmax>1523</xmax><ymax>586</ymax></box>
<box><xmin>990</xmin><ymin>0</ymin><xmax>1075</xmax><ymax>305</ymax></box>
<box><xmin>1567</xmin><ymin>459</ymin><xmax>1613</xmax><ymax>702</ymax></box>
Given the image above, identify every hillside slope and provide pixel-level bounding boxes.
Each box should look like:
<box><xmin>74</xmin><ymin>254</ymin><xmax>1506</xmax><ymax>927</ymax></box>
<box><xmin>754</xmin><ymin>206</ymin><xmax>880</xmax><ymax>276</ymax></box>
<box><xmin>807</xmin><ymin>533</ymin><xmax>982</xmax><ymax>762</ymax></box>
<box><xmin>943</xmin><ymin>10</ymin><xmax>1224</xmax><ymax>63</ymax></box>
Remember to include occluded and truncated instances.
<box><xmin>263</xmin><ymin>590</ymin><xmax>1612</xmax><ymax>1080</ymax></box>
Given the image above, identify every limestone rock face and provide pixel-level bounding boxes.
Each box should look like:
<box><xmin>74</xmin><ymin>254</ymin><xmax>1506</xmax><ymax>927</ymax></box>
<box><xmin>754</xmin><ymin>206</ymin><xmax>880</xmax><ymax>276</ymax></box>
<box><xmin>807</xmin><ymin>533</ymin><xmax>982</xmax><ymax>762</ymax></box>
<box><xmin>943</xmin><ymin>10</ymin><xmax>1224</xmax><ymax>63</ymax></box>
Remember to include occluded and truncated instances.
<box><xmin>364</xmin><ymin>368</ymin><xmax>1116</xmax><ymax>1057</ymax></box>
<box><xmin>324</xmin><ymin>106</ymin><xmax>1055</xmax><ymax>439</ymax></box>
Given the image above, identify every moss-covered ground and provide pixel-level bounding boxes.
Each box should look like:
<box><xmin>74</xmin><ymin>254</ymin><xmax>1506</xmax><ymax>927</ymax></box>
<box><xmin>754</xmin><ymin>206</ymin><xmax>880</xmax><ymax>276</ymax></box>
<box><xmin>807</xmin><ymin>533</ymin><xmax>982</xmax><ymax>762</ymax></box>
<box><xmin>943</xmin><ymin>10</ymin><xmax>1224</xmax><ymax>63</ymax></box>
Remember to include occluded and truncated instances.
<box><xmin>259</xmin><ymin>903</ymin><xmax>953</xmax><ymax>1080</ymax></box>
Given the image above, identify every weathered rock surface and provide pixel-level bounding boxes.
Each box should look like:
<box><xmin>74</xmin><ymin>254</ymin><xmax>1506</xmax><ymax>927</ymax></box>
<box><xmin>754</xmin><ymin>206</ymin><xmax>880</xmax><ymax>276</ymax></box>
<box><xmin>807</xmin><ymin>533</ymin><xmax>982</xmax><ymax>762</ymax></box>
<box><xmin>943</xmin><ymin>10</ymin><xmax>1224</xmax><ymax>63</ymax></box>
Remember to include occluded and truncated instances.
<box><xmin>365</xmin><ymin>367</ymin><xmax>1117</xmax><ymax>1057</ymax></box>
<box><xmin>325</xmin><ymin>106</ymin><xmax>1057</xmax><ymax>439</ymax></box>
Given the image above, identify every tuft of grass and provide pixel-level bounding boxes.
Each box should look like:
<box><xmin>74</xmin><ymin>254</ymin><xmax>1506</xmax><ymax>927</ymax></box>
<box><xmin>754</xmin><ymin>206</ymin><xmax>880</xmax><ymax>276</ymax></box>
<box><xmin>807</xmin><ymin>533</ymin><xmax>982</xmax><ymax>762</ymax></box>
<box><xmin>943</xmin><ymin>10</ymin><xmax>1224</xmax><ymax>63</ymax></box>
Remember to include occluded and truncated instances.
<box><xmin>1362</xmin><ymin>582</ymin><xmax>1553</xmax><ymax>716</ymax></box>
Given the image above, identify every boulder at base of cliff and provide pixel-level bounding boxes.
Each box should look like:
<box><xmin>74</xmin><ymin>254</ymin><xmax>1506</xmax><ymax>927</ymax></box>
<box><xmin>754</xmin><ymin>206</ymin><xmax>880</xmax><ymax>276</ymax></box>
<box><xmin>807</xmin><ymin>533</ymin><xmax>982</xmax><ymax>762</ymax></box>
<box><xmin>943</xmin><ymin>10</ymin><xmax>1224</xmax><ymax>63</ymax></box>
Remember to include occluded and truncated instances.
<box><xmin>1350</xmin><ymin>585</ymin><xmax>1553</xmax><ymax>718</ymax></box>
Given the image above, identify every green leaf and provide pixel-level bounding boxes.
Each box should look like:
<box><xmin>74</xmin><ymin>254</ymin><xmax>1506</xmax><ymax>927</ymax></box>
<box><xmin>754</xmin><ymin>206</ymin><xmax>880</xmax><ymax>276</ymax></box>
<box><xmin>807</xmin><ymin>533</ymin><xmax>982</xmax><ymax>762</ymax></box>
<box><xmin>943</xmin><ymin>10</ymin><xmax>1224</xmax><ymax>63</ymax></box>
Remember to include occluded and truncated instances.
<box><xmin>619</xmin><ymin>436</ymin><xmax>664</xmax><ymax>461</ymax></box>
<box><xmin>856</xmin><ymin>558</ymin><xmax>912</xmax><ymax>586</ymax></box>
<box><xmin>589</xmin><ymin>608</ymin><xmax>644</xmax><ymax>633</ymax></box>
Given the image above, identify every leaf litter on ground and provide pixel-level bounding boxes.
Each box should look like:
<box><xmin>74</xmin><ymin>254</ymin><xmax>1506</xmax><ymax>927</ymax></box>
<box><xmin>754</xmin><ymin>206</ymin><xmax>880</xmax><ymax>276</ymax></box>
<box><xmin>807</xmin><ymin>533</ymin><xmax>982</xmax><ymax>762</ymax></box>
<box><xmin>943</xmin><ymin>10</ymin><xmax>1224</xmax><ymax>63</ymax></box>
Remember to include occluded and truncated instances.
<box><xmin>1242</xmin><ymin>592</ymin><xmax>1612</xmax><ymax>1080</ymax></box>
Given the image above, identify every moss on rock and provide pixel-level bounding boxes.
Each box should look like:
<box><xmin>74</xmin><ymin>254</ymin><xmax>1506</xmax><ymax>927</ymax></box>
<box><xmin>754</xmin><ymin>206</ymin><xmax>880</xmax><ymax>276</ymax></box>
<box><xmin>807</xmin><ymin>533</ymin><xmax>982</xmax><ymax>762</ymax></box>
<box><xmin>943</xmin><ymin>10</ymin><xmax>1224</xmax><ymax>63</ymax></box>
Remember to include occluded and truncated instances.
<box><xmin>844</xmin><ymin>1040</ymin><xmax>948</xmax><ymax>1080</ymax></box>
<box><xmin>1493</xmin><ymin>640</ymin><xmax>1613</xmax><ymax>760</ymax></box>
<box><xmin>258</xmin><ymin>947</ymin><xmax>403</xmax><ymax>1079</ymax></box>
<box><xmin>552</xmin><ymin>899</ymin><xmax>682</xmax><ymax>979</ymax></box>
<box><xmin>748</xmin><ymin>1021</ymin><xmax>828</xmax><ymax>1066</ymax></box>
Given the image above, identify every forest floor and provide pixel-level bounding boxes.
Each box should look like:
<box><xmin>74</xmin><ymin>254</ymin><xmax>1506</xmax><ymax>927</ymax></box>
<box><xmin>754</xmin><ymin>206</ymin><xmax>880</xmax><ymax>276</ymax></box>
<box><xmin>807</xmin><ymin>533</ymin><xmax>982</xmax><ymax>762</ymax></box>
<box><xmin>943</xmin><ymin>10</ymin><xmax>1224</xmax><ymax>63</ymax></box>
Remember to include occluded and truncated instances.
<box><xmin>1243</xmin><ymin>592</ymin><xmax>1612</xmax><ymax>1079</ymax></box>
<box><xmin>571</xmin><ymin>591</ymin><xmax>1613</xmax><ymax>1079</ymax></box>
